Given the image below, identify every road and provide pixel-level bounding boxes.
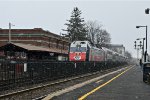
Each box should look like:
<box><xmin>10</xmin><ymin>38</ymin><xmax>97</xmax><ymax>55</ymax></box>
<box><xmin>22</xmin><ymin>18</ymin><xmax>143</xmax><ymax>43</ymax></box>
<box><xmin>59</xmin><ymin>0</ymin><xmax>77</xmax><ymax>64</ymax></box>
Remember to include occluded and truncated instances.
<box><xmin>43</xmin><ymin>65</ymin><xmax>150</xmax><ymax>100</ymax></box>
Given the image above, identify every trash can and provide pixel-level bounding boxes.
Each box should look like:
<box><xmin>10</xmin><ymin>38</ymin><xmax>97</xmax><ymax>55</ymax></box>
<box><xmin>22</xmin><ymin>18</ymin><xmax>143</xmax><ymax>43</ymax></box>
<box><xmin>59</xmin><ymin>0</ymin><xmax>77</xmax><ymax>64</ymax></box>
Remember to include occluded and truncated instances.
<box><xmin>143</xmin><ymin>62</ymin><xmax>150</xmax><ymax>83</ymax></box>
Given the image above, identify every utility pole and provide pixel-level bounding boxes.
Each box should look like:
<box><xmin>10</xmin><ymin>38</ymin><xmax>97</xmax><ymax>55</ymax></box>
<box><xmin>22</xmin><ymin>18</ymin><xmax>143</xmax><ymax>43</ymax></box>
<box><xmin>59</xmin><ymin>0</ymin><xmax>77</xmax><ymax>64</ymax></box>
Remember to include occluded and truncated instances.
<box><xmin>137</xmin><ymin>48</ymin><xmax>139</xmax><ymax>60</ymax></box>
<box><xmin>8</xmin><ymin>23</ymin><xmax>11</xmax><ymax>42</ymax></box>
<box><xmin>134</xmin><ymin>41</ymin><xmax>142</xmax><ymax>60</ymax></box>
<box><xmin>8</xmin><ymin>23</ymin><xmax>15</xmax><ymax>43</ymax></box>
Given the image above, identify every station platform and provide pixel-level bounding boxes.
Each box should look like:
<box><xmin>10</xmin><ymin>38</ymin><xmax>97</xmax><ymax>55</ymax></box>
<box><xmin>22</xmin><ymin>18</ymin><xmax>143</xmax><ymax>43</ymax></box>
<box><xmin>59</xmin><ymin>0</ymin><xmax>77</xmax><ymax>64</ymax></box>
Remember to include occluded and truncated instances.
<box><xmin>44</xmin><ymin>65</ymin><xmax>150</xmax><ymax>100</ymax></box>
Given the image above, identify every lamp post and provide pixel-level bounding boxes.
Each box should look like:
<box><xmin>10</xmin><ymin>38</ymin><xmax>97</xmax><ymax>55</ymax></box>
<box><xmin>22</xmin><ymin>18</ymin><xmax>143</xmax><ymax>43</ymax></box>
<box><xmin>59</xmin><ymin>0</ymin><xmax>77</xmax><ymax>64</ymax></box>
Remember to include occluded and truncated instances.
<box><xmin>61</xmin><ymin>33</ymin><xmax>71</xmax><ymax>61</ymax></box>
<box><xmin>136</xmin><ymin>38</ymin><xmax>145</xmax><ymax>61</ymax></box>
<box><xmin>136</xmin><ymin>25</ymin><xmax>148</xmax><ymax>62</ymax></box>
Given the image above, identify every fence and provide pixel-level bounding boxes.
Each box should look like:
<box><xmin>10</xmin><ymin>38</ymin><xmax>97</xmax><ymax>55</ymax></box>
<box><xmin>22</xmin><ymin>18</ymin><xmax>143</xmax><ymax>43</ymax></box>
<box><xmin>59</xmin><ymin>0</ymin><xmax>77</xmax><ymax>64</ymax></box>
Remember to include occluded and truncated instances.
<box><xmin>0</xmin><ymin>60</ymin><xmax>127</xmax><ymax>92</ymax></box>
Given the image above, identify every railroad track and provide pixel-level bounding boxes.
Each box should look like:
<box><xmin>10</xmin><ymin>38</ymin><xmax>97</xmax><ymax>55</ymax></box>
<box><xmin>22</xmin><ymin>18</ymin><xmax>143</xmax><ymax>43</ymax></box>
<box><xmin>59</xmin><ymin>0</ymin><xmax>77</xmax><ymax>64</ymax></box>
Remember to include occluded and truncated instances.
<box><xmin>0</xmin><ymin>66</ymin><xmax>128</xmax><ymax>100</ymax></box>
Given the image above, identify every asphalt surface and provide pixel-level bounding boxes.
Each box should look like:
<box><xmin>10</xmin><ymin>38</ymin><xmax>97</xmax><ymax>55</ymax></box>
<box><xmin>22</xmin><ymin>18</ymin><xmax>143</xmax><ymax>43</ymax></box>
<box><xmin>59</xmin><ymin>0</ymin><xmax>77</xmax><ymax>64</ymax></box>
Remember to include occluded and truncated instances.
<box><xmin>49</xmin><ymin>65</ymin><xmax>150</xmax><ymax>100</ymax></box>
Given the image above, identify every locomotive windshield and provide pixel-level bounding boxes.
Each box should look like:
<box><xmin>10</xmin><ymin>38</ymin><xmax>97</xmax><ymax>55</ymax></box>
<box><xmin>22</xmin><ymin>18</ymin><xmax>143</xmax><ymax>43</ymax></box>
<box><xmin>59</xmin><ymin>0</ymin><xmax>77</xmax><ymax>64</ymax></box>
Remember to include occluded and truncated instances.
<box><xmin>70</xmin><ymin>47</ymin><xmax>86</xmax><ymax>52</ymax></box>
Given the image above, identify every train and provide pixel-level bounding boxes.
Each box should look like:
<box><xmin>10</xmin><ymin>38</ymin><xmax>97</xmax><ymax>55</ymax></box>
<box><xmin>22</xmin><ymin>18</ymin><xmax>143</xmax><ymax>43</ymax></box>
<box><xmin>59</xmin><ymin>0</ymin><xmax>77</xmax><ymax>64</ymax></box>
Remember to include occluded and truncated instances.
<box><xmin>69</xmin><ymin>41</ymin><xmax>127</xmax><ymax>62</ymax></box>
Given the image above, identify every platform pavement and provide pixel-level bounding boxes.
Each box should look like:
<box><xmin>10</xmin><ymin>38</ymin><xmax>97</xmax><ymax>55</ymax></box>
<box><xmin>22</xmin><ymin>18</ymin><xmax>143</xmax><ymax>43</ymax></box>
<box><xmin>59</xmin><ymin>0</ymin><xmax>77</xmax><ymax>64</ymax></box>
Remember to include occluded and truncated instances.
<box><xmin>82</xmin><ymin>65</ymin><xmax>150</xmax><ymax>100</ymax></box>
<box><xmin>46</xmin><ymin>65</ymin><xmax>150</xmax><ymax>100</ymax></box>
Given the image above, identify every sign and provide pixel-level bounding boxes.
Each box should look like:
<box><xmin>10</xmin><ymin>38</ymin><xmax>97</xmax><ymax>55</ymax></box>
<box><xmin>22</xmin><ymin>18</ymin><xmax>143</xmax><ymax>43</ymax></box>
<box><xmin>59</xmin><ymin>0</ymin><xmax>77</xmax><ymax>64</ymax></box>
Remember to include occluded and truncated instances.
<box><xmin>24</xmin><ymin>63</ymin><xmax>27</xmax><ymax>72</ymax></box>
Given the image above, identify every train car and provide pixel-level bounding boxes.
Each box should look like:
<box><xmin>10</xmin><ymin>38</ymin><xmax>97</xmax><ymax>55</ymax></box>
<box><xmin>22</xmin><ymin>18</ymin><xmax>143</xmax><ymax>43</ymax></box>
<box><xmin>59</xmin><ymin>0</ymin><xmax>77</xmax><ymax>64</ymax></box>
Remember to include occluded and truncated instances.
<box><xmin>89</xmin><ymin>46</ymin><xmax>105</xmax><ymax>61</ymax></box>
<box><xmin>102</xmin><ymin>47</ymin><xmax>127</xmax><ymax>62</ymax></box>
<box><xmin>102</xmin><ymin>47</ymin><xmax>114</xmax><ymax>61</ymax></box>
<box><xmin>69</xmin><ymin>41</ymin><xmax>127</xmax><ymax>62</ymax></box>
<box><xmin>69</xmin><ymin>41</ymin><xmax>105</xmax><ymax>61</ymax></box>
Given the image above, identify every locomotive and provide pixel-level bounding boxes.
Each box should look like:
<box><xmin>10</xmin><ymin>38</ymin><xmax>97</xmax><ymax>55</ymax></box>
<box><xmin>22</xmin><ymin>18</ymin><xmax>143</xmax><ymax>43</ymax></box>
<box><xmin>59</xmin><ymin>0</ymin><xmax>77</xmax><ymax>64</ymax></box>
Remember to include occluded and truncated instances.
<box><xmin>69</xmin><ymin>41</ymin><xmax>127</xmax><ymax>62</ymax></box>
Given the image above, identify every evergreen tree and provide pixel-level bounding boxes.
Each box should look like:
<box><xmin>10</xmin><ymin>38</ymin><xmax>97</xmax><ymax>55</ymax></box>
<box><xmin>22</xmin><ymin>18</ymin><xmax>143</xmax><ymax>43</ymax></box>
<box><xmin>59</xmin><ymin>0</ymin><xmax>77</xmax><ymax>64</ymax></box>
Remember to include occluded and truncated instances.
<box><xmin>63</xmin><ymin>7</ymin><xmax>87</xmax><ymax>42</ymax></box>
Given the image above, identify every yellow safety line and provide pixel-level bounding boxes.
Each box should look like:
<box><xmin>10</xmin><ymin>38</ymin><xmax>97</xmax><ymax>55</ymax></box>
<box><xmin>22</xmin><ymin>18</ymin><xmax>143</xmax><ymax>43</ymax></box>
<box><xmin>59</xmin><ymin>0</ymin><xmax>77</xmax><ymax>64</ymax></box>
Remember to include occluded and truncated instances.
<box><xmin>78</xmin><ymin>66</ymin><xmax>133</xmax><ymax>100</ymax></box>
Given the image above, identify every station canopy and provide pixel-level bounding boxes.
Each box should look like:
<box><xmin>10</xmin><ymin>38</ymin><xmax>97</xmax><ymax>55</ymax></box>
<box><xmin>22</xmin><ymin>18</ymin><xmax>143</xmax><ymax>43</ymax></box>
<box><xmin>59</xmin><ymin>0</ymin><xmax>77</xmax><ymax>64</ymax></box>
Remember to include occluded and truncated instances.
<box><xmin>0</xmin><ymin>42</ymin><xmax>68</xmax><ymax>54</ymax></box>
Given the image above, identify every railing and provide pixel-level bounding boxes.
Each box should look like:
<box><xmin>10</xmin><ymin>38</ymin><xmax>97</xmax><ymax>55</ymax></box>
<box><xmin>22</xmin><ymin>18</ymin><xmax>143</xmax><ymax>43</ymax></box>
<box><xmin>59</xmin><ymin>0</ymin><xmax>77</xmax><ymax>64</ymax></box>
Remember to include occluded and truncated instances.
<box><xmin>0</xmin><ymin>60</ymin><xmax>127</xmax><ymax>92</ymax></box>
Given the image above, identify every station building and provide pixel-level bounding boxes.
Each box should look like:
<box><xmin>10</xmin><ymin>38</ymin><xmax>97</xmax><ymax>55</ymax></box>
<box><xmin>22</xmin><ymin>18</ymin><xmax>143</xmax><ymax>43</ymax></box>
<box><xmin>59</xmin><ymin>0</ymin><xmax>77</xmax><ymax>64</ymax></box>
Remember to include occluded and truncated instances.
<box><xmin>0</xmin><ymin>28</ymin><xmax>70</xmax><ymax>61</ymax></box>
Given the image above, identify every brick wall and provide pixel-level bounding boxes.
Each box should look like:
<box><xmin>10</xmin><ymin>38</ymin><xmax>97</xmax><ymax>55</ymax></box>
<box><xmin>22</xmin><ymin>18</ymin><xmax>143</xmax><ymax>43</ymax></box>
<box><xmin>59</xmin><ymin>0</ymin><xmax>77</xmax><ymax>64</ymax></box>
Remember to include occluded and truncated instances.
<box><xmin>0</xmin><ymin>28</ymin><xmax>69</xmax><ymax>52</ymax></box>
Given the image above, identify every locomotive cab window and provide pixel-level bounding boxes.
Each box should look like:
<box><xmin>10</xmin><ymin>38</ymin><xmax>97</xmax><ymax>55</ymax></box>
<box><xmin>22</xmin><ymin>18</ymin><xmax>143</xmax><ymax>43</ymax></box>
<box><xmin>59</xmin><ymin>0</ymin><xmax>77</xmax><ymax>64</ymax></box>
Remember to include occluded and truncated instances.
<box><xmin>70</xmin><ymin>47</ymin><xmax>86</xmax><ymax>52</ymax></box>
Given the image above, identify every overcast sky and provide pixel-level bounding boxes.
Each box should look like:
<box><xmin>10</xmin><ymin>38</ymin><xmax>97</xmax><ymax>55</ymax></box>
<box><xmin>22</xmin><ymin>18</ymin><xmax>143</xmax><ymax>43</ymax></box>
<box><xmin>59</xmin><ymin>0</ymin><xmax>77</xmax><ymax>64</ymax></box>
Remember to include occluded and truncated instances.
<box><xmin>0</xmin><ymin>0</ymin><xmax>150</xmax><ymax>58</ymax></box>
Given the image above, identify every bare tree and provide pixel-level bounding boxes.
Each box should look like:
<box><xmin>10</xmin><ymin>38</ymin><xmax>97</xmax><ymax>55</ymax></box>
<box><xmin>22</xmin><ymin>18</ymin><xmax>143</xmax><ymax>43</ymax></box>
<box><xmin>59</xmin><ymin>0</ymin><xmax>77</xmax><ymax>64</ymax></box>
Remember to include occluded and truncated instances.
<box><xmin>86</xmin><ymin>21</ymin><xmax>102</xmax><ymax>44</ymax></box>
<box><xmin>99</xmin><ymin>29</ymin><xmax>111</xmax><ymax>44</ymax></box>
<box><xmin>85</xmin><ymin>20</ymin><xmax>111</xmax><ymax>46</ymax></box>
<box><xmin>125</xmin><ymin>51</ymin><xmax>132</xmax><ymax>59</ymax></box>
